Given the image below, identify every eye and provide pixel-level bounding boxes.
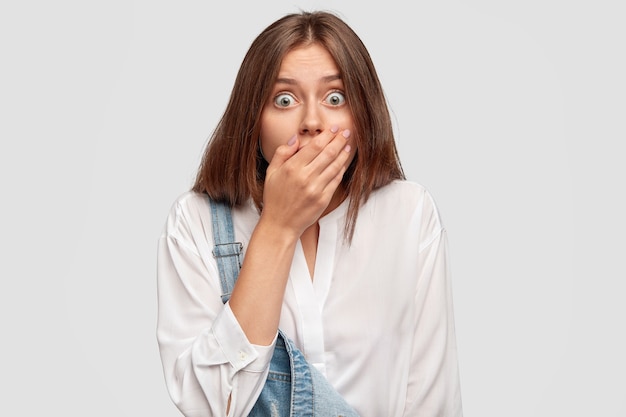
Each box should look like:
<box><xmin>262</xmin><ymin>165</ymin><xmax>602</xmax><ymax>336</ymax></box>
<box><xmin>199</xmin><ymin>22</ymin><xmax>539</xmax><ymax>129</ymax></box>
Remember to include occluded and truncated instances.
<box><xmin>325</xmin><ymin>91</ymin><xmax>346</xmax><ymax>106</ymax></box>
<box><xmin>274</xmin><ymin>93</ymin><xmax>296</xmax><ymax>108</ymax></box>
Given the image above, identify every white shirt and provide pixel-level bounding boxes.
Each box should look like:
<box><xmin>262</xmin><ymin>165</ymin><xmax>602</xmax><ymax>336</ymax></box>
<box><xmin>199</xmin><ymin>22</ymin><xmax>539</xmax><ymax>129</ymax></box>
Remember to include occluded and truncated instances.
<box><xmin>157</xmin><ymin>180</ymin><xmax>462</xmax><ymax>417</ymax></box>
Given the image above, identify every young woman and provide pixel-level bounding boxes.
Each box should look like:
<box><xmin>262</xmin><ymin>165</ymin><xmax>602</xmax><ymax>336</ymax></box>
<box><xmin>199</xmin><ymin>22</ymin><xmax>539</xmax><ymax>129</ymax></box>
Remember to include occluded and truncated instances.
<box><xmin>157</xmin><ymin>11</ymin><xmax>463</xmax><ymax>417</ymax></box>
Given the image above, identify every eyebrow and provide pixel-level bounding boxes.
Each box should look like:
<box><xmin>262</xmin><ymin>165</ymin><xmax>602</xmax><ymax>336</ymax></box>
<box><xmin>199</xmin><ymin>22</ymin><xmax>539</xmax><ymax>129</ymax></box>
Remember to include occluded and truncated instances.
<box><xmin>275</xmin><ymin>74</ymin><xmax>342</xmax><ymax>85</ymax></box>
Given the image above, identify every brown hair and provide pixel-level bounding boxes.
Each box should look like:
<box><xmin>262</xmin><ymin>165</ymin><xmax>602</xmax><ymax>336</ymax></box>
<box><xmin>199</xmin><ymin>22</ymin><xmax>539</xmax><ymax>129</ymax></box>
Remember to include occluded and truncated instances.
<box><xmin>193</xmin><ymin>11</ymin><xmax>405</xmax><ymax>240</ymax></box>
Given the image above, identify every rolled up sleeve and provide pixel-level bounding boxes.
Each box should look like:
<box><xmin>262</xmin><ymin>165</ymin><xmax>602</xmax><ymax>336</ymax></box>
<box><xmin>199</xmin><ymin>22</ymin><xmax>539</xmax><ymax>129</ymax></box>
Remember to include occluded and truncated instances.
<box><xmin>157</xmin><ymin>198</ymin><xmax>275</xmax><ymax>416</ymax></box>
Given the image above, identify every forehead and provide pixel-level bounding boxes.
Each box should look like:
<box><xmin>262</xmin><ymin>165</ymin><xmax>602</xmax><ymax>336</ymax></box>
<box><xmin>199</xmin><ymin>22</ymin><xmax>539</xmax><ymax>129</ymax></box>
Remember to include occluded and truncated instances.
<box><xmin>277</xmin><ymin>43</ymin><xmax>340</xmax><ymax>78</ymax></box>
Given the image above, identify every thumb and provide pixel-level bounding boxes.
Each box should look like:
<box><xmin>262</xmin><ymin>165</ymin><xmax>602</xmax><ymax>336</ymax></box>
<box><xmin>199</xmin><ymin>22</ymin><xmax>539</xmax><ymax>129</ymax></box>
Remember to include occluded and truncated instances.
<box><xmin>267</xmin><ymin>134</ymin><xmax>299</xmax><ymax>168</ymax></box>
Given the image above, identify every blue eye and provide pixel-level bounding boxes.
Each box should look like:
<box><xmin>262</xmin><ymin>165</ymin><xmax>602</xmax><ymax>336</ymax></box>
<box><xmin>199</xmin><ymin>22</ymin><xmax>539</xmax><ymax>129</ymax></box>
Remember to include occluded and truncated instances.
<box><xmin>325</xmin><ymin>91</ymin><xmax>346</xmax><ymax>106</ymax></box>
<box><xmin>274</xmin><ymin>93</ymin><xmax>295</xmax><ymax>107</ymax></box>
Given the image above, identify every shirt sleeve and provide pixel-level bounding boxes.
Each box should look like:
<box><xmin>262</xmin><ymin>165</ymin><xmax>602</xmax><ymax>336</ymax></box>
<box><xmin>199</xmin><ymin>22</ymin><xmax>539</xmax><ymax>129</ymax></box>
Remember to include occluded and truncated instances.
<box><xmin>403</xmin><ymin>200</ymin><xmax>463</xmax><ymax>416</ymax></box>
<box><xmin>156</xmin><ymin>198</ymin><xmax>275</xmax><ymax>417</ymax></box>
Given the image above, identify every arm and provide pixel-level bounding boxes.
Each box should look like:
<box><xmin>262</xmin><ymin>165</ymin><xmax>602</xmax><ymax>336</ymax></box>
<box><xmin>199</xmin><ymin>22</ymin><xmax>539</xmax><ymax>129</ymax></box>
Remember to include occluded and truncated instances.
<box><xmin>404</xmin><ymin>227</ymin><xmax>463</xmax><ymax>416</ymax></box>
<box><xmin>157</xmin><ymin>207</ymin><xmax>275</xmax><ymax>417</ymax></box>
<box><xmin>157</xmin><ymin>129</ymin><xmax>351</xmax><ymax>416</ymax></box>
<box><xmin>228</xmin><ymin>129</ymin><xmax>351</xmax><ymax>345</ymax></box>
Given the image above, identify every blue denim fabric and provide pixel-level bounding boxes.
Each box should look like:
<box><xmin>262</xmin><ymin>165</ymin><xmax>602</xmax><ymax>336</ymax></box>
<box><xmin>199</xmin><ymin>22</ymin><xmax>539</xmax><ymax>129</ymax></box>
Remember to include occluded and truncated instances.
<box><xmin>209</xmin><ymin>198</ymin><xmax>359</xmax><ymax>416</ymax></box>
<box><xmin>249</xmin><ymin>331</ymin><xmax>359</xmax><ymax>417</ymax></box>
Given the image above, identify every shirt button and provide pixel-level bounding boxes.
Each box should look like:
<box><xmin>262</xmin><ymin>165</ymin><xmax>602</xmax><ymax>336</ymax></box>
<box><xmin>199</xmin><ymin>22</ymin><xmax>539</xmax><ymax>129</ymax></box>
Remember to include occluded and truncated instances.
<box><xmin>239</xmin><ymin>351</ymin><xmax>247</xmax><ymax>361</ymax></box>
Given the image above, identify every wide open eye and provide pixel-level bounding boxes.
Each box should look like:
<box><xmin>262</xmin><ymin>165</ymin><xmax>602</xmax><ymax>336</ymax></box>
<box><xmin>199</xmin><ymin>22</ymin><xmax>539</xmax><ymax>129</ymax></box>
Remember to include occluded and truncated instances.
<box><xmin>325</xmin><ymin>91</ymin><xmax>346</xmax><ymax>106</ymax></box>
<box><xmin>274</xmin><ymin>93</ymin><xmax>296</xmax><ymax>108</ymax></box>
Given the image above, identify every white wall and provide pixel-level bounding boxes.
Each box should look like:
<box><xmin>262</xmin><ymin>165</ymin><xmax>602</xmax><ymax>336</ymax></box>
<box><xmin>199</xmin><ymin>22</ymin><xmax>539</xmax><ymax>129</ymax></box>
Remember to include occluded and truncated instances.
<box><xmin>1</xmin><ymin>0</ymin><xmax>624</xmax><ymax>415</ymax></box>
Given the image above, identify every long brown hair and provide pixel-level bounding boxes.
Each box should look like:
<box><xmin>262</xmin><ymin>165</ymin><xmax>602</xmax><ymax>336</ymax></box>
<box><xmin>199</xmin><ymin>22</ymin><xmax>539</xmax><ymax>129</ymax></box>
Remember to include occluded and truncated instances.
<box><xmin>193</xmin><ymin>11</ymin><xmax>405</xmax><ymax>241</ymax></box>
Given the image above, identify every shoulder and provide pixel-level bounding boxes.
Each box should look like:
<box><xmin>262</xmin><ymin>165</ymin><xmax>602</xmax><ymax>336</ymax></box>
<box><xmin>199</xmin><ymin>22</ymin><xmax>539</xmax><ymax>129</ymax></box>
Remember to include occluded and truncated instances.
<box><xmin>363</xmin><ymin>180</ymin><xmax>445</xmax><ymax>247</ymax></box>
<box><xmin>161</xmin><ymin>191</ymin><xmax>259</xmax><ymax>245</ymax></box>
<box><xmin>163</xmin><ymin>192</ymin><xmax>210</xmax><ymax>233</ymax></box>
<box><xmin>368</xmin><ymin>180</ymin><xmax>442</xmax><ymax>222</ymax></box>
<box><xmin>370</xmin><ymin>180</ymin><xmax>431</xmax><ymax>203</ymax></box>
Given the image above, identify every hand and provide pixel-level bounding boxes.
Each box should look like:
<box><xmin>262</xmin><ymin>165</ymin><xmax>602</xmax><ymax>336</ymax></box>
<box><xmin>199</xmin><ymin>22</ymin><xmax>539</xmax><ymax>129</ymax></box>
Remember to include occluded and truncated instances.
<box><xmin>261</xmin><ymin>127</ymin><xmax>352</xmax><ymax>238</ymax></box>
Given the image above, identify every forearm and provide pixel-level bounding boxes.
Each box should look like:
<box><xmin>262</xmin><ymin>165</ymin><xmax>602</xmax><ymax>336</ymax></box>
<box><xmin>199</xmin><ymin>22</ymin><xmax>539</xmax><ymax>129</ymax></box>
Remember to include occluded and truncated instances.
<box><xmin>157</xmin><ymin>228</ymin><xmax>276</xmax><ymax>416</ymax></box>
<box><xmin>229</xmin><ymin>128</ymin><xmax>350</xmax><ymax>345</ymax></box>
<box><xmin>228</xmin><ymin>216</ymin><xmax>299</xmax><ymax>345</ymax></box>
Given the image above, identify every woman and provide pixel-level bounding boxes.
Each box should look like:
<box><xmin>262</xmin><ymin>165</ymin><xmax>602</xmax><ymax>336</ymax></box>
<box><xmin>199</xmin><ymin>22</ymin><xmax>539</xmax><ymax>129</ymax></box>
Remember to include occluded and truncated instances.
<box><xmin>157</xmin><ymin>11</ymin><xmax>463</xmax><ymax>417</ymax></box>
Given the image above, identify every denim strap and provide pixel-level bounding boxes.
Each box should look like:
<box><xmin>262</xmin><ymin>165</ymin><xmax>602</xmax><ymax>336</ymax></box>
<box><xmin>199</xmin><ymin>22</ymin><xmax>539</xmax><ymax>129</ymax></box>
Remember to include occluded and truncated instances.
<box><xmin>208</xmin><ymin>197</ymin><xmax>243</xmax><ymax>304</ymax></box>
<box><xmin>208</xmin><ymin>196</ymin><xmax>360</xmax><ymax>416</ymax></box>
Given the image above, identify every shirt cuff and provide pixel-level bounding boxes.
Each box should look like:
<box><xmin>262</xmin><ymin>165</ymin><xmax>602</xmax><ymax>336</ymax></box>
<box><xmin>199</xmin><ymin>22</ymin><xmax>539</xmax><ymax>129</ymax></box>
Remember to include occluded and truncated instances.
<box><xmin>212</xmin><ymin>302</ymin><xmax>277</xmax><ymax>372</ymax></box>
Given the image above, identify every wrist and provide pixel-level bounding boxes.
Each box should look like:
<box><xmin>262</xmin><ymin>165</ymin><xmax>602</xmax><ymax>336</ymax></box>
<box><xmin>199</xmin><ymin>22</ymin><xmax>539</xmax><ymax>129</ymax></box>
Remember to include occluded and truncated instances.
<box><xmin>255</xmin><ymin>213</ymin><xmax>302</xmax><ymax>244</ymax></box>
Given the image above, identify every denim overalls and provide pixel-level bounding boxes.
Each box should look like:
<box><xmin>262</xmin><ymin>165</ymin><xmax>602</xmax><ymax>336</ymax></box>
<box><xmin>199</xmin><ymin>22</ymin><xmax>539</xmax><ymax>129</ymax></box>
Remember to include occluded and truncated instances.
<box><xmin>209</xmin><ymin>198</ymin><xmax>360</xmax><ymax>417</ymax></box>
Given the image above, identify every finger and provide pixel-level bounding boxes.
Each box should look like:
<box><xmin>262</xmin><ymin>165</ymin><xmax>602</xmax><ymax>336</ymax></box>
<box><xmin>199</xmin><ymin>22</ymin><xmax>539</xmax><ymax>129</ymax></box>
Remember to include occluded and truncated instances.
<box><xmin>316</xmin><ymin>142</ymin><xmax>352</xmax><ymax>189</ymax></box>
<box><xmin>289</xmin><ymin>126</ymin><xmax>341</xmax><ymax>166</ymax></box>
<box><xmin>323</xmin><ymin>165</ymin><xmax>348</xmax><ymax>196</ymax></box>
<box><xmin>304</xmin><ymin>129</ymin><xmax>351</xmax><ymax>175</ymax></box>
<box><xmin>267</xmin><ymin>134</ymin><xmax>298</xmax><ymax>173</ymax></box>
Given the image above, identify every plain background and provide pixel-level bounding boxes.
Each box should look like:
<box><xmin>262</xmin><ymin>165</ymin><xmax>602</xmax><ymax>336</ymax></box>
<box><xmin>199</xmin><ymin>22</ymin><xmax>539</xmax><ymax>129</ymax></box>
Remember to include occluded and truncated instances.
<box><xmin>1</xmin><ymin>0</ymin><xmax>624</xmax><ymax>415</ymax></box>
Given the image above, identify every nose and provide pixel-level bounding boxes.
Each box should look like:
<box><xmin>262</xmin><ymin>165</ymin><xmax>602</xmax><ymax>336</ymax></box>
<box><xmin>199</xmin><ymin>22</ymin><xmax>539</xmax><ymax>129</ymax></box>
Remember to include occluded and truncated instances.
<box><xmin>299</xmin><ymin>103</ymin><xmax>324</xmax><ymax>138</ymax></box>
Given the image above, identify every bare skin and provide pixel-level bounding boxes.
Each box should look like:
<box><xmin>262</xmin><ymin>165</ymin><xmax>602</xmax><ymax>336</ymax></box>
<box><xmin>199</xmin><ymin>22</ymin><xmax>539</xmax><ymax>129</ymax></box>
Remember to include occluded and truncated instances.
<box><xmin>300</xmin><ymin>222</ymin><xmax>320</xmax><ymax>279</ymax></box>
<box><xmin>228</xmin><ymin>129</ymin><xmax>351</xmax><ymax>345</ymax></box>
<box><xmin>228</xmin><ymin>43</ymin><xmax>355</xmax><ymax>346</ymax></box>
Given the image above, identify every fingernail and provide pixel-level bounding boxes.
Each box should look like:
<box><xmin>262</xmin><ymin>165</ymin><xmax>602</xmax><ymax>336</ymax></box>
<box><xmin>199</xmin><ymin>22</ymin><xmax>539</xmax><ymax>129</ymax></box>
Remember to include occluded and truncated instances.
<box><xmin>344</xmin><ymin>145</ymin><xmax>351</xmax><ymax>153</ymax></box>
<box><xmin>287</xmin><ymin>134</ymin><xmax>297</xmax><ymax>146</ymax></box>
<box><xmin>342</xmin><ymin>129</ymin><xmax>351</xmax><ymax>138</ymax></box>
<box><xmin>330</xmin><ymin>125</ymin><xmax>339</xmax><ymax>133</ymax></box>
